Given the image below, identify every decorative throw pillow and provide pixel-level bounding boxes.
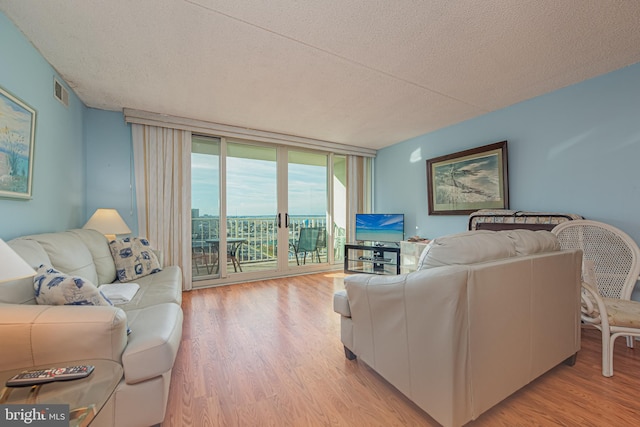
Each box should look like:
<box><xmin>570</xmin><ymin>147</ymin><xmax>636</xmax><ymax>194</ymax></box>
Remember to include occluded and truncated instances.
<box><xmin>33</xmin><ymin>265</ymin><xmax>112</xmax><ymax>306</ymax></box>
<box><xmin>109</xmin><ymin>237</ymin><xmax>162</xmax><ymax>283</ymax></box>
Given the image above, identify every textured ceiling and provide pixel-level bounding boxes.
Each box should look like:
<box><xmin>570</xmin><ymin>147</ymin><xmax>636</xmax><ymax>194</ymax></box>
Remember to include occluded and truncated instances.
<box><xmin>2</xmin><ymin>0</ymin><xmax>640</xmax><ymax>150</ymax></box>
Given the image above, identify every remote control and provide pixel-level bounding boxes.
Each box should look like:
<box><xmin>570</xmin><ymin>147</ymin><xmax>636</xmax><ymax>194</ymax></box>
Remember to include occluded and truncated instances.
<box><xmin>5</xmin><ymin>365</ymin><xmax>95</xmax><ymax>387</ymax></box>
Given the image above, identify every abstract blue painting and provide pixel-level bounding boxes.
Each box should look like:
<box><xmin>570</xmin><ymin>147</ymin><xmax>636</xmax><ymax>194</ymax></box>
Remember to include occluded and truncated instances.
<box><xmin>0</xmin><ymin>85</ymin><xmax>36</xmax><ymax>199</ymax></box>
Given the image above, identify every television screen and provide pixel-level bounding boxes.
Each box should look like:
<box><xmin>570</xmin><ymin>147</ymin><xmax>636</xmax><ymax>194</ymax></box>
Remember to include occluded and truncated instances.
<box><xmin>355</xmin><ymin>213</ymin><xmax>404</xmax><ymax>243</ymax></box>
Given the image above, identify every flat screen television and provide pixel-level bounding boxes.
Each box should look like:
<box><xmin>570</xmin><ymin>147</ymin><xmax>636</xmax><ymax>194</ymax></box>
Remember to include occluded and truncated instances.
<box><xmin>355</xmin><ymin>213</ymin><xmax>404</xmax><ymax>243</ymax></box>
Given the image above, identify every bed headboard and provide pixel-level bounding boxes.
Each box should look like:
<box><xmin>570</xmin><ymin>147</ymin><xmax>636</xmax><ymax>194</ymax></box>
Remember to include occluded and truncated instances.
<box><xmin>468</xmin><ymin>210</ymin><xmax>583</xmax><ymax>232</ymax></box>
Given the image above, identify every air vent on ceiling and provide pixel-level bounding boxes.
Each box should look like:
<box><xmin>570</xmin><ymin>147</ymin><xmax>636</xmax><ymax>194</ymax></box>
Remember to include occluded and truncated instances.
<box><xmin>53</xmin><ymin>77</ymin><xmax>69</xmax><ymax>107</ymax></box>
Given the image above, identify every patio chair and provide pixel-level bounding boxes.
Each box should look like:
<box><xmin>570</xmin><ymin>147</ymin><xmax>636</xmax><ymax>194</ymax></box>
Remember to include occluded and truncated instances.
<box><xmin>552</xmin><ymin>220</ymin><xmax>640</xmax><ymax>377</ymax></box>
<box><xmin>313</xmin><ymin>227</ymin><xmax>326</xmax><ymax>263</ymax></box>
<box><xmin>291</xmin><ymin>227</ymin><xmax>320</xmax><ymax>265</ymax></box>
<box><xmin>227</xmin><ymin>239</ymin><xmax>245</xmax><ymax>272</ymax></box>
<box><xmin>192</xmin><ymin>240</ymin><xmax>217</xmax><ymax>275</ymax></box>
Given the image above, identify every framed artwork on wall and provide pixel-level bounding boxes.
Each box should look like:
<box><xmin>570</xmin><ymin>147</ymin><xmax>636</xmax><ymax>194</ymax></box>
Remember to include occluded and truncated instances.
<box><xmin>426</xmin><ymin>140</ymin><xmax>509</xmax><ymax>215</ymax></box>
<box><xmin>0</xmin><ymin>85</ymin><xmax>36</xmax><ymax>200</ymax></box>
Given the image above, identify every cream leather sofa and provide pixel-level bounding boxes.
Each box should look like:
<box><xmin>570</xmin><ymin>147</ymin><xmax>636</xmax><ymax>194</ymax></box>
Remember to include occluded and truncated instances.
<box><xmin>334</xmin><ymin>230</ymin><xmax>582</xmax><ymax>427</ymax></box>
<box><xmin>0</xmin><ymin>229</ymin><xmax>183</xmax><ymax>427</ymax></box>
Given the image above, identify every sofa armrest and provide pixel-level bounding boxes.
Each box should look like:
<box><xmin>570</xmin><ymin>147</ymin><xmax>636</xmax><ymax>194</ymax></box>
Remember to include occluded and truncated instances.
<box><xmin>344</xmin><ymin>268</ymin><xmax>472</xmax><ymax>424</ymax></box>
<box><xmin>333</xmin><ymin>289</ymin><xmax>351</xmax><ymax>317</ymax></box>
<box><xmin>344</xmin><ymin>268</ymin><xmax>470</xmax><ymax>365</ymax></box>
<box><xmin>0</xmin><ymin>304</ymin><xmax>128</xmax><ymax>371</ymax></box>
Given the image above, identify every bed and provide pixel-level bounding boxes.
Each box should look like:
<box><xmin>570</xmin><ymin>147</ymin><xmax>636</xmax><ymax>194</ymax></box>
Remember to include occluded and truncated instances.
<box><xmin>468</xmin><ymin>209</ymin><xmax>583</xmax><ymax>232</ymax></box>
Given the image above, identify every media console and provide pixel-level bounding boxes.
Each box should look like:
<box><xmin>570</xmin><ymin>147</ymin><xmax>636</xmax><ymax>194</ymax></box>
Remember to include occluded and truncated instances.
<box><xmin>344</xmin><ymin>243</ymin><xmax>401</xmax><ymax>275</ymax></box>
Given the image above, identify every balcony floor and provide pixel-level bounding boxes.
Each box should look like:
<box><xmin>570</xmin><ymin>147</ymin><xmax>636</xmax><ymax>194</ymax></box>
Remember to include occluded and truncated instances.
<box><xmin>192</xmin><ymin>257</ymin><xmax>336</xmax><ymax>280</ymax></box>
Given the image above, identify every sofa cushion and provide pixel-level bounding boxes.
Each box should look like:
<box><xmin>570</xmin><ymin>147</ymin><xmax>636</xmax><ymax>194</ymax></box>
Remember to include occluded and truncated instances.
<box><xmin>3</xmin><ymin>239</ymin><xmax>52</xmax><ymax>304</ymax></box>
<box><xmin>417</xmin><ymin>230</ymin><xmax>516</xmax><ymax>269</ymax></box>
<box><xmin>68</xmin><ymin>229</ymin><xmax>117</xmax><ymax>284</ymax></box>
<box><xmin>33</xmin><ymin>265</ymin><xmax>112</xmax><ymax>306</ymax></box>
<box><xmin>122</xmin><ymin>303</ymin><xmax>183</xmax><ymax>384</ymax></box>
<box><xmin>8</xmin><ymin>238</ymin><xmax>52</xmax><ymax>269</ymax></box>
<box><xmin>27</xmin><ymin>232</ymin><xmax>99</xmax><ymax>285</ymax></box>
<box><xmin>110</xmin><ymin>238</ymin><xmax>162</xmax><ymax>283</ymax></box>
<box><xmin>499</xmin><ymin>229</ymin><xmax>560</xmax><ymax>255</ymax></box>
<box><xmin>114</xmin><ymin>266</ymin><xmax>183</xmax><ymax>310</ymax></box>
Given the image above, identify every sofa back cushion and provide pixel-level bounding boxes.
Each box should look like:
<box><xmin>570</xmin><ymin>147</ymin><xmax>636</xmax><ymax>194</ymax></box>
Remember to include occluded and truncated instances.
<box><xmin>68</xmin><ymin>229</ymin><xmax>117</xmax><ymax>284</ymax></box>
<box><xmin>417</xmin><ymin>229</ymin><xmax>561</xmax><ymax>270</ymax></box>
<box><xmin>499</xmin><ymin>229</ymin><xmax>560</xmax><ymax>255</ymax></box>
<box><xmin>7</xmin><ymin>238</ymin><xmax>52</xmax><ymax>269</ymax></box>
<box><xmin>418</xmin><ymin>230</ymin><xmax>516</xmax><ymax>269</ymax></box>
<box><xmin>27</xmin><ymin>232</ymin><xmax>99</xmax><ymax>285</ymax></box>
<box><xmin>1</xmin><ymin>239</ymin><xmax>51</xmax><ymax>304</ymax></box>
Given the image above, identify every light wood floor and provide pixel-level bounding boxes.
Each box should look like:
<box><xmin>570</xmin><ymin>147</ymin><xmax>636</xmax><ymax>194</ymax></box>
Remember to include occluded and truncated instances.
<box><xmin>163</xmin><ymin>272</ymin><xmax>640</xmax><ymax>426</ymax></box>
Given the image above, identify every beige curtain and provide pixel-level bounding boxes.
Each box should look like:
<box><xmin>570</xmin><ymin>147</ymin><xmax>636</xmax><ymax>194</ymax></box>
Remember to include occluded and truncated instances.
<box><xmin>132</xmin><ymin>124</ymin><xmax>193</xmax><ymax>291</ymax></box>
<box><xmin>346</xmin><ymin>155</ymin><xmax>373</xmax><ymax>241</ymax></box>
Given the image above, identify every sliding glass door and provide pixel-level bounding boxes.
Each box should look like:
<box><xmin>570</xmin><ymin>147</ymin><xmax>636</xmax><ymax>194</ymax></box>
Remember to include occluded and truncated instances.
<box><xmin>191</xmin><ymin>136</ymin><xmax>221</xmax><ymax>280</ymax></box>
<box><xmin>287</xmin><ymin>151</ymin><xmax>328</xmax><ymax>268</ymax></box>
<box><xmin>191</xmin><ymin>137</ymin><xmax>344</xmax><ymax>284</ymax></box>
<box><xmin>226</xmin><ymin>142</ymin><xmax>278</xmax><ymax>275</ymax></box>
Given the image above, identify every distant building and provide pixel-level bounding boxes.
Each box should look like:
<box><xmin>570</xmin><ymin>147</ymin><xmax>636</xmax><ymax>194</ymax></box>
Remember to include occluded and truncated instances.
<box><xmin>192</xmin><ymin>208</ymin><xmax>200</xmax><ymax>218</ymax></box>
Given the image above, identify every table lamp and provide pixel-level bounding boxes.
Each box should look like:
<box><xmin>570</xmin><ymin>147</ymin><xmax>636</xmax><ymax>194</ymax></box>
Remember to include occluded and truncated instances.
<box><xmin>0</xmin><ymin>238</ymin><xmax>36</xmax><ymax>283</ymax></box>
<box><xmin>83</xmin><ymin>208</ymin><xmax>132</xmax><ymax>241</ymax></box>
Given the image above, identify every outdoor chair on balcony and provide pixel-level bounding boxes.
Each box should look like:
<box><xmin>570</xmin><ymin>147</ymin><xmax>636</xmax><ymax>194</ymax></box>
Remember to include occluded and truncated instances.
<box><xmin>290</xmin><ymin>227</ymin><xmax>320</xmax><ymax>265</ymax></box>
<box><xmin>226</xmin><ymin>239</ymin><xmax>245</xmax><ymax>272</ymax></box>
<box><xmin>314</xmin><ymin>227</ymin><xmax>326</xmax><ymax>263</ymax></box>
<box><xmin>192</xmin><ymin>239</ymin><xmax>217</xmax><ymax>275</ymax></box>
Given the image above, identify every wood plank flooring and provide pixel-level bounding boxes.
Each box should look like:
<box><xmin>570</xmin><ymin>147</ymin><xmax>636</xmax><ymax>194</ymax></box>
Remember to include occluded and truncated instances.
<box><xmin>163</xmin><ymin>272</ymin><xmax>640</xmax><ymax>426</ymax></box>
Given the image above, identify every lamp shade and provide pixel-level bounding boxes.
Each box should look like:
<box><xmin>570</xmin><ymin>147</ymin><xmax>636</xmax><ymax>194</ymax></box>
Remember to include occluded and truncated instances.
<box><xmin>0</xmin><ymin>238</ymin><xmax>36</xmax><ymax>283</ymax></box>
<box><xmin>83</xmin><ymin>208</ymin><xmax>132</xmax><ymax>240</ymax></box>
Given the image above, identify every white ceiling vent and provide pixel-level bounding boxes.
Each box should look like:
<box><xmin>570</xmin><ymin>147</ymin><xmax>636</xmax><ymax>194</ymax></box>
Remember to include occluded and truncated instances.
<box><xmin>53</xmin><ymin>77</ymin><xmax>69</xmax><ymax>107</ymax></box>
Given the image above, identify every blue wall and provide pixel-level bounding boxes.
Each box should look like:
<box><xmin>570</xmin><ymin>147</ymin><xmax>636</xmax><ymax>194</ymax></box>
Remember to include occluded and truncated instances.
<box><xmin>84</xmin><ymin>109</ymin><xmax>138</xmax><ymax>235</ymax></box>
<box><xmin>0</xmin><ymin>12</ymin><xmax>86</xmax><ymax>240</ymax></box>
<box><xmin>375</xmin><ymin>61</ymin><xmax>640</xmax><ymax>244</ymax></box>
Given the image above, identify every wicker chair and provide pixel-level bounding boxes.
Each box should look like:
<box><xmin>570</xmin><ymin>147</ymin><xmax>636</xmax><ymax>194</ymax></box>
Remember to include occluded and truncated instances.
<box><xmin>552</xmin><ymin>220</ymin><xmax>640</xmax><ymax>377</ymax></box>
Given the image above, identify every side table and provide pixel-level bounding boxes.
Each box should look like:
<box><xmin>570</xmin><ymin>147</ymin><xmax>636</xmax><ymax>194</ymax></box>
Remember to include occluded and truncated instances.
<box><xmin>400</xmin><ymin>240</ymin><xmax>430</xmax><ymax>274</ymax></box>
<box><xmin>0</xmin><ymin>359</ymin><xmax>122</xmax><ymax>427</ymax></box>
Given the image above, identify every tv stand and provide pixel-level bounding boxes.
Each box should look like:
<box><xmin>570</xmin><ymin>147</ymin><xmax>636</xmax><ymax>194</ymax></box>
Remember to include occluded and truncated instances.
<box><xmin>344</xmin><ymin>243</ymin><xmax>401</xmax><ymax>275</ymax></box>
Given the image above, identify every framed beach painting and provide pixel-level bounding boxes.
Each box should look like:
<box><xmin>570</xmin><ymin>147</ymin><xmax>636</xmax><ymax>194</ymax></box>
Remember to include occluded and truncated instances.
<box><xmin>0</xmin><ymin>86</ymin><xmax>36</xmax><ymax>199</ymax></box>
<box><xmin>426</xmin><ymin>141</ymin><xmax>509</xmax><ymax>215</ymax></box>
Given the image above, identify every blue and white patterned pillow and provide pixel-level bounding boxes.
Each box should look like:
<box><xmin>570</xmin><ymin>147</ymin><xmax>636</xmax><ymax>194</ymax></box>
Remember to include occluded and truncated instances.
<box><xmin>33</xmin><ymin>265</ymin><xmax>112</xmax><ymax>306</ymax></box>
<box><xmin>109</xmin><ymin>237</ymin><xmax>162</xmax><ymax>283</ymax></box>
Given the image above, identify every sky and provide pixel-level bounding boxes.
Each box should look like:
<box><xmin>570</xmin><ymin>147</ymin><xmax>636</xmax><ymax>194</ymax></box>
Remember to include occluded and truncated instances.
<box><xmin>191</xmin><ymin>153</ymin><xmax>327</xmax><ymax>217</ymax></box>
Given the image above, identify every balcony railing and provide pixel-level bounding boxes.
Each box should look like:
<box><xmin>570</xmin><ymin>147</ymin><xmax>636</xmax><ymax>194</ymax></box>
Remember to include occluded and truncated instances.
<box><xmin>192</xmin><ymin>216</ymin><xmax>343</xmax><ymax>269</ymax></box>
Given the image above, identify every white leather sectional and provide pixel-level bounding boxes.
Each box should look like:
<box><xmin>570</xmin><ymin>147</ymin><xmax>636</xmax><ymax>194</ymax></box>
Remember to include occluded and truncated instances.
<box><xmin>334</xmin><ymin>230</ymin><xmax>582</xmax><ymax>427</ymax></box>
<box><xmin>0</xmin><ymin>228</ymin><xmax>183</xmax><ymax>427</ymax></box>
